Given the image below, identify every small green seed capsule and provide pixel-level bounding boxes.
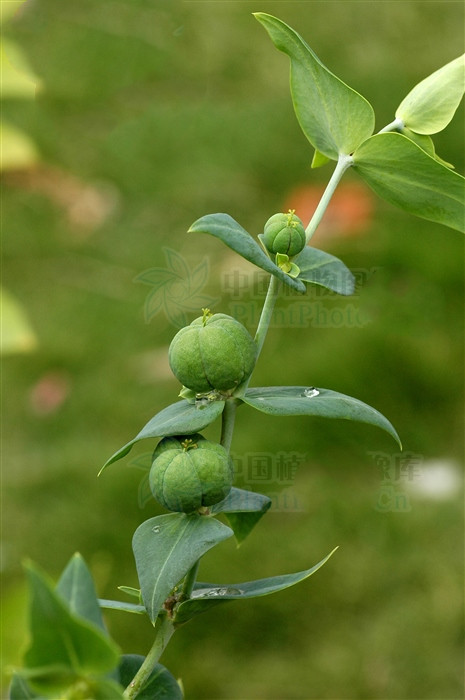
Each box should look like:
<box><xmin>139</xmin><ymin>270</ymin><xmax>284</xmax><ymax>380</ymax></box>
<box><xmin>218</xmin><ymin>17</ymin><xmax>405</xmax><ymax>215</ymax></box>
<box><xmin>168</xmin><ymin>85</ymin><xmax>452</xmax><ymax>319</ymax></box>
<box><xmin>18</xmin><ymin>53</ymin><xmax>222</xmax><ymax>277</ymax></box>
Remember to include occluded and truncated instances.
<box><xmin>168</xmin><ymin>311</ymin><xmax>256</xmax><ymax>394</ymax></box>
<box><xmin>263</xmin><ymin>210</ymin><xmax>306</xmax><ymax>256</ymax></box>
<box><xmin>149</xmin><ymin>433</ymin><xmax>233</xmax><ymax>513</ymax></box>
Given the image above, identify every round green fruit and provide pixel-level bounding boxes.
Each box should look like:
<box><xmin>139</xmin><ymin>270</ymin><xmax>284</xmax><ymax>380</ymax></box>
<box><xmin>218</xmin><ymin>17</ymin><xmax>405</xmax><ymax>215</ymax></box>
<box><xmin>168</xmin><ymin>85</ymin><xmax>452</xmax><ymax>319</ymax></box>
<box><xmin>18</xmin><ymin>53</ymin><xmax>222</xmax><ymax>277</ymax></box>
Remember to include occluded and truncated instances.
<box><xmin>263</xmin><ymin>210</ymin><xmax>306</xmax><ymax>256</ymax></box>
<box><xmin>149</xmin><ymin>434</ymin><xmax>233</xmax><ymax>513</ymax></box>
<box><xmin>168</xmin><ymin>311</ymin><xmax>256</xmax><ymax>394</ymax></box>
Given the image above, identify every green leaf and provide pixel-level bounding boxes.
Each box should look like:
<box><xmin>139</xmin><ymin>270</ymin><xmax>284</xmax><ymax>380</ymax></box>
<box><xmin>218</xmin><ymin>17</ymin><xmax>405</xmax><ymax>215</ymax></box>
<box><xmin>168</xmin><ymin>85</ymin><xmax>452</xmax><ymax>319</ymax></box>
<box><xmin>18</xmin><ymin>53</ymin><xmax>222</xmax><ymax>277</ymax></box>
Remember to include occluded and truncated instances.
<box><xmin>174</xmin><ymin>548</ymin><xmax>337</xmax><ymax>624</ymax></box>
<box><xmin>14</xmin><ymin>672</ymin><xmax>124</xmax><ymax>700</ymax></box>
<box><xmin>132</xmin><ymin>513</ymin><xmax>233</xmax><ymax>623</ymax></box>
<box><xmin>99</xmin><ymin>400</ymin><xmax>225</xmax><ymax>473</ymax></box>
<box><xmin>56</xmin><ymin>553</ymin><xmax>106</xmax><ymax>632</ymax></box>
<box><xmin>210</xmin><ymin>487</ymin><xmax>271</xmax><ymax>514</ymax></box>
<box><xmin>254</xmin><ymin>13</ymin><xmax>374</xmax><ymax>158</ymax></box>
<box><xmin>9</xmin><ymin>673</ymin><xmax>41</xmax><ymax>700</ymax></box>
<box><xmin>400</xmin><ymin>128</ymin><xmax>435</xmax><ymax>156</ymax></box>
<box><xmin>353</xmin><ymin>133</ymin><xmax>465</xmax><ymax>232</ymax></box>
<box><xmin>188</xmin><ymin>213</ymin><xmax>306</xmax><ymax>293</ymax></box>
<box><xmin>243</xmin><ymin>386</ymin><xmax>401</xmax><ymax>447</ymax></box>
<box><xmin>395</xmin><ymin>54</ymin><xmax>465</xmax><ymax>134</ymax></box>
<box><xmin>82</xmin><ymin>680</ymin><xmax>124</xmax><ymax>699</ymax></box>
<box><xmin>311</xmin><ymin>149</ymin><xmax>331</xmax><ymax>169</ymax></box>
<box><xmin>211</xmin><ymin>487</ymin><xmax>272</xmax><ymax>544</ymax></box>
<box><xmin>117</xmin><ymin>585</ymin><xmax>142</xmax><ymax>599</ymax></box>
<box><xmin>22</xmin><ymin>564</ymin><xmax>120</xmax><ymax>694</ymax></box>
<box><xmin>99</xmin><ymin>599</ymin><xmax>146</xmax><ymax>615</ymax></box>
<box><xmin>119</xmin><ymin>655</ymin><xmax>183</xmax><ymax>700</ymax></box>
<box><xmin>400</xmin><ymin>128</ymin><xmax>454</xmax><ymax>169</ymax></box>
<box><xmin>296</xmin><ymin>247</ymin><xmax>355</xmax><ymax>295</ymax></box>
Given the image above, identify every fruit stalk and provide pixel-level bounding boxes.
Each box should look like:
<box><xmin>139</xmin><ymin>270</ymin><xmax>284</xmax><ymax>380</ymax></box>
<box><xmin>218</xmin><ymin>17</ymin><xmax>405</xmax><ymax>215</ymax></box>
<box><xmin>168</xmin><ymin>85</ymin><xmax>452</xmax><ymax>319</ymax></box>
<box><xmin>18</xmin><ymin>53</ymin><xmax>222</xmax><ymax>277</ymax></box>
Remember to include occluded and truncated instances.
<box><xmin>305</xmin><ymin>153</ymin><xmax>353</xmax><ymax>242</ymax></box>
<box><xmin>123</xmin><ymin>614</ymin><xmax>175</xmax><ymax>699</ymax></box>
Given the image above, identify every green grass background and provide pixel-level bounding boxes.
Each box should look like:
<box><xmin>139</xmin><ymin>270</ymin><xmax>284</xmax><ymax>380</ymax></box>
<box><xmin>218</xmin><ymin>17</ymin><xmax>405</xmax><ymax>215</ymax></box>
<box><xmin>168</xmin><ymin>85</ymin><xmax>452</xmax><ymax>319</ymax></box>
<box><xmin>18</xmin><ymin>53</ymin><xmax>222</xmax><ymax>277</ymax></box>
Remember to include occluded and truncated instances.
<box><xmin>2</xmin><ymin>1</ymin><xmax>464</xmax><ymax>698</ymax></box>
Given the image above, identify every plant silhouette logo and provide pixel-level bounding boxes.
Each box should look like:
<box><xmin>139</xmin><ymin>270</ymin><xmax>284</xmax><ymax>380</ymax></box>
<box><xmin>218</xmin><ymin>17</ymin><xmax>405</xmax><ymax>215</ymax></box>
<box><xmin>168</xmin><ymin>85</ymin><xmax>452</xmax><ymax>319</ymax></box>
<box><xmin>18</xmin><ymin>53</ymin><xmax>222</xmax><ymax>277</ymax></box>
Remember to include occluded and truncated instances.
<box><xmin>135</xmin><ymin>248</ymin><xmax>219</xmax><ymax>328</ymax></box>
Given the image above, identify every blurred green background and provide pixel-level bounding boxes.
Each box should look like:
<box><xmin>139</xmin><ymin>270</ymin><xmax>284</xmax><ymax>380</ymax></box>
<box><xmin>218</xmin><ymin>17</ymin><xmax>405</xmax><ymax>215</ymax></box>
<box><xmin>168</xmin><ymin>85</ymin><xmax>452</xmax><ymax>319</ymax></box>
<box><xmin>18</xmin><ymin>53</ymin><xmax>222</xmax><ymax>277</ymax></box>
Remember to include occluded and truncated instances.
<box><xmin>2</xmin><ymin>1</ymin><xmax>464</xmax><ymax>698</ymax></box>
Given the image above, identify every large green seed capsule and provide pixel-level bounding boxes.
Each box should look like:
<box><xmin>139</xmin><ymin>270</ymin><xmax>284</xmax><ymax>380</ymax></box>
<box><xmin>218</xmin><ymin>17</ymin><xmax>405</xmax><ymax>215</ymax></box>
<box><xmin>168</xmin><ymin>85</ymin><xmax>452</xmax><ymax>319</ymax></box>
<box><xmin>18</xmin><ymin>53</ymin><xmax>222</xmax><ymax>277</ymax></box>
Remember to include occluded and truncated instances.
<box><xmin>263</xmin><ymin>211</ymin><xmax>306</xmax><ymax>256</ymax></box>
<box><xmin>149</xmin><ymin>434</ymin><xmax>233</xmax><ymax>513</ymax></box>
<box><xmin>168</xmin><ymin>312</ymin><xmax>256</xmax><ymax>394</ymax></box>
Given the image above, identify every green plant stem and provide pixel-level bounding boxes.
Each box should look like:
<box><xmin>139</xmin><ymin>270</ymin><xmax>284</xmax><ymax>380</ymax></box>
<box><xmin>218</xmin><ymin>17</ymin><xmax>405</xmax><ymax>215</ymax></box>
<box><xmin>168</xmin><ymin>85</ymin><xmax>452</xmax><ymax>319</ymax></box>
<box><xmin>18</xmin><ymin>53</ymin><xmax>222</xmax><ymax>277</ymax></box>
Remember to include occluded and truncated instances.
<box><xmin>378</xmin><ymin>117</ymin><xmax>404</xmax><ymax>133</ymax></box>
<box><xmin>220</xmin><ymin>398</ymin><xmax>238</xmax><ymax>452</ymax></box>
<box><xmin>180</xmin><ymin>559</ymin><xmax>200</xmax><ymax>601</ymax></box>
<box><xmin>123</xmin><ymin>614</ymin><xmax>175</xmax><ymax>699</ymax></box>
<box><xmin>253</xmin><ymin>274</ymin><xmax>281</xmax><ymax>359</ymax></box>
<box><xmin>305</xmin><ymin>153</ymin><xmax>353</xmax><ymax>242</ymax></box>
<box><xmin>234</xmin><ymin>273</ymin><xmax>281</xmax><ymax>399</ymax></box>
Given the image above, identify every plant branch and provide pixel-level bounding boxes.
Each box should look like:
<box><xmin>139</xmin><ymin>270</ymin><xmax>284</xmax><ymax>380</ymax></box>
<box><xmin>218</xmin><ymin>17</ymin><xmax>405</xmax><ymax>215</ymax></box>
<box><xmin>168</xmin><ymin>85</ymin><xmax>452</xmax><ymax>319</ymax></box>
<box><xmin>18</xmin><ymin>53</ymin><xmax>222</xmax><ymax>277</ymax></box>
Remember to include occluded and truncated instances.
<box><xmin>220</xmin><ymin>398</ymin><xmax>238</xmax><ymax>452</ymax></box>
<box><xmin>378</xmin><ymin>117</ymin><xmax>403</xmax><ymax>133</ymax></box>
<box><xmin>123</xmin><ymin>614</ymin><xmax>175</xmax><ymax>699</ymax></box>
<box><xmin>305</xmin><ymin>153</ymin><xmax>353</xmax><ymax>242</ymax></box>
<box><xmin>253</xmin><ymin>274</ymin><xmax>281</xmax><ymax>359</ymax></box>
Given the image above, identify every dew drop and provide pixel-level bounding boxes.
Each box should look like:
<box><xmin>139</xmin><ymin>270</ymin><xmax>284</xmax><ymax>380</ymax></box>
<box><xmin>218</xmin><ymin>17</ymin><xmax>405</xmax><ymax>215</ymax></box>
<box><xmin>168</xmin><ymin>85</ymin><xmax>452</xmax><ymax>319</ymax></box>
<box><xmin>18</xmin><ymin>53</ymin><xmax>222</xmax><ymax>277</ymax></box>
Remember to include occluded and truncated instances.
<box><xmin>152</xmin><ymin>525</ymin><xmax>161</xmax><ymax>534</ymax></box>
<box><xmin>204</xmin><ymin>587</ymin><xmax>243</xmax><ymax>597</ymax></box>
<box><xmin>302</xmin><ymin>387</ymin><xmax>319</xmax><ymax>398</ymax></box>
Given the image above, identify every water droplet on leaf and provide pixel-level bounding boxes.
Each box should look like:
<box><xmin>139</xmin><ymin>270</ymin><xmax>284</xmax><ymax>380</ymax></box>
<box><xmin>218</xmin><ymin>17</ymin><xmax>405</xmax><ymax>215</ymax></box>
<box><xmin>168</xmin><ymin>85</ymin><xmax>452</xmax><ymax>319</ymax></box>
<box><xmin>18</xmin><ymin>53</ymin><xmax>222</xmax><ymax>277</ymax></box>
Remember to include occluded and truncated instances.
<box><xmin>302</xmin><ymin>387</ymin><xmax>320</xmax><ymax>398</ymax></box>
<box><xmin>204</xmin><ymin>587</ymin><xmax>243</xmax><ymax>597</ymax></box>
<box><xmin>152</xmin><ymin>525</ymin><xmax>161</xmax><ymax>534</ymax></box>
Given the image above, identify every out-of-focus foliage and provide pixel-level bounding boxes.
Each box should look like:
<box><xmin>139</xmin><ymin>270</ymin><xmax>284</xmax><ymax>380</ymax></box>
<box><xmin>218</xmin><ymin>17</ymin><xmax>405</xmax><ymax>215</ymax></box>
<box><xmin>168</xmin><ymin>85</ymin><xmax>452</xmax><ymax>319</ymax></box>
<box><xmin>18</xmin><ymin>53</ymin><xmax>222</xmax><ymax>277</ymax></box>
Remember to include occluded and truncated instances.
<box><xmin>2</xmin><ymin>1</ymin><xmax>463</xmax><ymax>698</ymax></box>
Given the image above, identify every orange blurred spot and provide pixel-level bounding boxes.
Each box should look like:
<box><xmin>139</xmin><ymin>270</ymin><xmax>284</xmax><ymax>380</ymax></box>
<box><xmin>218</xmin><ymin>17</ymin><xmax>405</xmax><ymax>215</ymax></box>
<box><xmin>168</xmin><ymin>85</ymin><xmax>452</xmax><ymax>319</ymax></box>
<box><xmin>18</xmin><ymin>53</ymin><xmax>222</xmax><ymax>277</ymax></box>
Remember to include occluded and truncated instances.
<box><xmin>283</xmin><ymin>182</ymin><xmax>374</xmax><ymax>243</ymax></box>
<box><xmin>29</xmin><ymin>371</ymin><xmax>71</xmax><ymax>416</ymax></box>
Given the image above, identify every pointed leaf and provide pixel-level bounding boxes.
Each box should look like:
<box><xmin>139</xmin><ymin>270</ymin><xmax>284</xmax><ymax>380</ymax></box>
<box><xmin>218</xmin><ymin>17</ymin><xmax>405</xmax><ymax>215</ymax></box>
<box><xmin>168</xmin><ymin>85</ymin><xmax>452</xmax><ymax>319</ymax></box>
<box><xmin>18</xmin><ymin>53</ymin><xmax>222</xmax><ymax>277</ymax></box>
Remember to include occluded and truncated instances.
<box><xmin>225</xmin><ymin>512</ymin><xmax>268</xmax><ymax>546</ymax></box>
<box><xmin>311</xmin><ymin>149</ymin><xmax>331</xmax><ymax>169</ymax></box>
<box><xmin>396</xmin><ymin>54</ymin><xmax>465</xmax><ymax>134</ymax></box>
<box><xmin>243</xmin><ymin>386</ymin><xmax>401</xmax><ymax>447</ymax></box>
<box><xmin>296</xmin><ymin>247</ymin><xmax>355</xmax><ymax>295</ymax></box>
<box><xmin>119</xmin><ymin>655</ymin><xmax>183</xmax><ymax>700</ymax></box>
<box><xmin>99</xmin><ymin>400</ymin><xmax>225</xmax><ymax>473</ymax></box>
<box><xmin>23</xmin><ymin>564</ymin><xmax>120</xmax><ymax>692</ymax></box>
<box><xmin>133</xmin><ymin>513</ymin><xmax>233</xmax><ymax>623</ymax></box>
<box><xmin>210</xmin><ymin>487</ymin><xmax>271</xmax><ymax>514</ymax></box>
<box><xmin>117</xmin><ymin>585</ymin><xmax>141</xmax><ymax>599</ymax></box>
<box><xmin>353</xmin><ymin>133</ymin><xmax>465</xmax><ymax>232</ymax></box>
<box><xmin>99</xmin><ymin>599</ymin><xmax>146</xmax><ymax>615</ymax></box>
<box><xmin>174</xmin><ymin>548</ymin><xmax>337</xmax><ymax>624</ymax></box>
<box><xmin>399</xmin><ymin>128</ymin><xmax>454</xmax><ymax>169</ymax></box>
<box><xmin>211</xmin><ymin>488</ymin><xmax>272</xmax><ymax>544</ymax></box>
<box><xmin>254</xmin><ymin>13</ymin><xmax>374</xmax><ymax>158</ymax></box>
<box><xmin>56</xmin><ymin>553</ymin><xmax>106</xmax><ymax>632</ymax></box>
<box><xmin>188</xmin><ymin>213</ymin><xmax>306</xmax><ymax>293</ymax></box>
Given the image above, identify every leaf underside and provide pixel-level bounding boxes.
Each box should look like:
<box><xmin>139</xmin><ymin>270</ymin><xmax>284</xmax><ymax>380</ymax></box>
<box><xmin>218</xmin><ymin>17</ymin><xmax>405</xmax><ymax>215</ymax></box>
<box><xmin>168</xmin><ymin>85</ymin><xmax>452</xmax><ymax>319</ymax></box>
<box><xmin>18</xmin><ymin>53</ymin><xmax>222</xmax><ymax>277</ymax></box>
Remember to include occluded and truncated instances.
<box><xmin>353</xmin><ymin>133</ymin><xmax>465</xmax><ymax>233</ymax></box>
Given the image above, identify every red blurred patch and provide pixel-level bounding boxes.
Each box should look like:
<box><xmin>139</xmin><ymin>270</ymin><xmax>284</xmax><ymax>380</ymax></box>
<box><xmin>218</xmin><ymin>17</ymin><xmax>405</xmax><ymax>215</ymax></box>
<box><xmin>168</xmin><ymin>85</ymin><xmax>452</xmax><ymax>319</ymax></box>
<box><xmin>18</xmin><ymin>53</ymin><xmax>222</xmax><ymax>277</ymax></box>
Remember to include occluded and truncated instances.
<box><xmin>29</xmin><ymin>371</ymin><xmax>71</xmax><ymax>416</ymax></box>
<box><xmin>283</xmin><ymin>182</ymin><xmax>374</xmax><ymax>243</ymax></box>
